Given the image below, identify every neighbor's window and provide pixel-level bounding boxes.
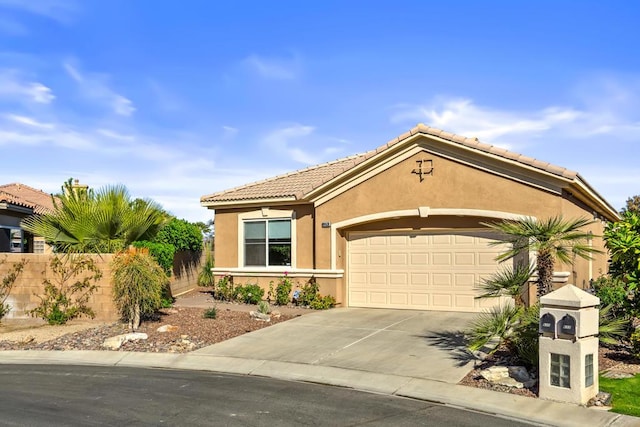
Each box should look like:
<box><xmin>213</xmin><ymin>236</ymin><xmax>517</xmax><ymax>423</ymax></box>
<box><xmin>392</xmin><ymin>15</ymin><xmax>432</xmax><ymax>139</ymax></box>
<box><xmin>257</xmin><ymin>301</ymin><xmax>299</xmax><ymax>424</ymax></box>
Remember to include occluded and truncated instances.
<box><xmin>585</xmin><ymin>354</ymin><xmax>594</xmax><ymax>387</ymax></box>
<box><xmin>550</xmin><ymin>353</ymin><xmax>571</xmax><ymax>388</ymax></box>
<box><xmin>244</xmin><ymin>219</ymin><xmax>291</xmax><ymax>266</ymax></box>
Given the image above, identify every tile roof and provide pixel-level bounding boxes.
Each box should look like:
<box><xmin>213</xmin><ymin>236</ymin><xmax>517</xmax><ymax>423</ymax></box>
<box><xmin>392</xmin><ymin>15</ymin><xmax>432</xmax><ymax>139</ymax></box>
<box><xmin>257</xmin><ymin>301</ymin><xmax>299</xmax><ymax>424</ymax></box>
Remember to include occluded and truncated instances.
<box><xmin>0</xmin><ymin>183</ymin><xmax>55</xmax><ymax>214</ymax></box>
<box><xmin>201</xmin><ymin>124</ymin><xmax>578</xmax><ymax>205</ymax></box>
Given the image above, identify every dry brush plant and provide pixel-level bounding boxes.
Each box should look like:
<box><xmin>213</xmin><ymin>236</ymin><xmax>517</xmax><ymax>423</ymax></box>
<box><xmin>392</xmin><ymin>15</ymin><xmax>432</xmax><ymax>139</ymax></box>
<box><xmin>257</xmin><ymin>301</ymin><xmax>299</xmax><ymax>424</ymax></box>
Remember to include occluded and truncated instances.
<box><xmin>112</xmin><ymin>247</ymin><xmax>168</xmax><ymax>330</ymax></box>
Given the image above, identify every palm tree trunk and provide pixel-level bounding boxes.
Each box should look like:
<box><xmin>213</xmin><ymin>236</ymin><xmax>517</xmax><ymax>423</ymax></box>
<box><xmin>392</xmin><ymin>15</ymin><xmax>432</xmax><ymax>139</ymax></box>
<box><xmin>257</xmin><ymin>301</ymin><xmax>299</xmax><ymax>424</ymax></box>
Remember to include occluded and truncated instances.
<box><xmin>537</xmin><ymin>251</ymin><xmax>555</xmax><ymax>298</ymax></box>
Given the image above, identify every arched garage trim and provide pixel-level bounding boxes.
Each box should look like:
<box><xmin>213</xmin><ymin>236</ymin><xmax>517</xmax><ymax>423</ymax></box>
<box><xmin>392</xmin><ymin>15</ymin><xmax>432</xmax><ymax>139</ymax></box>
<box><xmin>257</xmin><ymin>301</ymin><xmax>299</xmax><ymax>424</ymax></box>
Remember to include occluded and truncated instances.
<box><xmin>329</xmin><ymin>207</ymin><xmax>531</xmax><ymax>270</ymax></box>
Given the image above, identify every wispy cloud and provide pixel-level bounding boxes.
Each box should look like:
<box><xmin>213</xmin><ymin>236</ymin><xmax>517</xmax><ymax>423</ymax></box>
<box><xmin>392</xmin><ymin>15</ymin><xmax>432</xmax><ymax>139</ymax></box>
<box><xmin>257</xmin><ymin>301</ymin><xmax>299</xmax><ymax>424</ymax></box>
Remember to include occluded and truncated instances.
<box><xmin>263</xmin><ymin>124</ymin><xmax>318</xmax><ymax>164</ymax></box>
<box><xmin>0</xmin><ymin>0</ymin><xmax>78</xmax><ymax>23</ymax></box>
<box><xmin>262</xmin><ymin>124</ymin><xmax>348</xmax><ymax>165</ymax></box>
<box><xmin>391</xmin><ymin>78</ymin><xmax>640</xmax><ymax>150</ymax></box>
<box><xmin>0</xmin><ymin>69</ymin><xmax>55</xmax><ymax>103</ymax></box>
<box><xmin>63</xmin><ymin>61</ymin><xmax>136</xmax><ymax>116</ymax></box>
<box><xmin>222</xmin><ymin>125</ymin><xmax>238</xmax><ymax>138</ymax></box>
<box><xmin>244</xmin><ymin>54</ymin><xmax>300</xmax><ymax>80</ymax></box>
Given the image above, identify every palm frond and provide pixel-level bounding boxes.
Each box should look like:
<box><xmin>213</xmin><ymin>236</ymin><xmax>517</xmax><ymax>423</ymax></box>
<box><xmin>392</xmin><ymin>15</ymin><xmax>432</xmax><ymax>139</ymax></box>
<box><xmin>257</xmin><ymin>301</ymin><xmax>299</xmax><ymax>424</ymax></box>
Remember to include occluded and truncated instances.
<box><xmin>467</xmin><ymin>303</ymin><xmax>523</xmax><ymax>352</ymax></box>
<box><xmin>476</xmin><ymin>264</ymin><xmax>534</xmax><ymax>300</ymax></box>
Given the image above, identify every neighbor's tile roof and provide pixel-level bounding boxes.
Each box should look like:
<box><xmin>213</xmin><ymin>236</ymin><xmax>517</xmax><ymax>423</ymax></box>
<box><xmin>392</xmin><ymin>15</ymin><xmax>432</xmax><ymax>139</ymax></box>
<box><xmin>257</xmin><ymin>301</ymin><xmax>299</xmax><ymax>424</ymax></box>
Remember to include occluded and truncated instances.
<box><xmin>0</xmin><ymin>183</ymin><xmax>55</xmax><ymax>214</ymax></box>
<box><xmin>201</xmin><ymin>124</ymin><xmax>578</xmax><ymax>204</ymax></box>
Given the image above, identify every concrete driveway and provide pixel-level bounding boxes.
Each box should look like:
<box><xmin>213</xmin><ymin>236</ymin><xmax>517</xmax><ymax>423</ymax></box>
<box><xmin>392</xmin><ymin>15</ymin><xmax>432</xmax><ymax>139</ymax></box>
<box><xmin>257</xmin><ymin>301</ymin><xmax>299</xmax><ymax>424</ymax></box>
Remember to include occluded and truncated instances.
<box><xmin>194</xmin><ymin>308</ymin><xmax>477</xmax><ymax>383</ymax></box>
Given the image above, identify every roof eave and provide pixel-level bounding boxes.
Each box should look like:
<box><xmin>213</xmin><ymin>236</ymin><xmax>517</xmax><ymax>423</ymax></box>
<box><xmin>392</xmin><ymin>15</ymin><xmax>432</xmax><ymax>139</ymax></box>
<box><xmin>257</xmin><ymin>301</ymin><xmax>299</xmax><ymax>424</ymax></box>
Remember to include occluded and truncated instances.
<box><xmin>570</xmin><ymin>176</ymin><xmax>621</xmax><ymax>222</ymax></box>
<box><xmin>201</xmin><ymin>196</ymin><xmax>305</xmax><ymax>210</ymax></box>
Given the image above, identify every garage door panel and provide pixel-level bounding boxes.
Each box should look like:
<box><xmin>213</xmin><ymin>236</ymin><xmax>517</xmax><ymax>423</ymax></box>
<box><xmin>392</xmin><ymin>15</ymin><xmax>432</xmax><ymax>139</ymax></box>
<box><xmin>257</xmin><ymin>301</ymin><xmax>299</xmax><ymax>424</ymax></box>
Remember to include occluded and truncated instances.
<box><xmin>432</xmin><ymin>253</ymin><xmax>452</xmax><ymax>265</ymax></box>
<box><xmin>432</xmin><ymin>294</ymin><xmax>452</xmax><ymax>308</ymax></box>
<box><xmin>369</xmin><ymin>292</ymin><xmax>387</xmax><ymax>304</ymax></box>
<box><xmin>369</xmin><ymin>272</ymin><xmax>387</xmax><ymax>285</ymax></box>
<box><xmin>389</xmin><ymin>235</ymin><xmax>408</xmax><ymax>245</ymax></box>
<box><xmin>350</xmin><ymin>253</ymin><xmax>368</xmax><ymax>265</ymax></box>
<box><xmin>455</xmin><ymin>294</ymin><xmax>475</xmax><ymax>309</ymax></box>
<box><xmin>389</xmin><ymin>253</ymin><xmax>408</xmax><ymax>265</ymax></box>
<box><xmin>432</xmin><ymin>273</ymin><xmax>452</xmax><ymax>286</ymax></box>
<box><xmin>410</xmin><ymin>273</ymin><xmax>429</xmax><ymax>286</ymax></box>
<box><xmin>454</xmin><ymin>273</ymin><xmax>475</xmax><ymax>287</ymax></box>
<box><xmin>410</xmin><ymin>253</ymin><xmax>428</xmax><ymax>265</ymax></box>
<box><xmin>454</xmin><ymin>235</ymin><xmax>475</xmax><ymax>245</ymax></box>
<box><xmin>348</xmin><ymin>231</ymin><xmax>507</xmax><ymax>312</ymax></box>
<box><xmin>454</xmin><ymin>252</ymin><xmax>475</xmax><ymax>266</ymax></box>
<box><xmin>389</xmin><ymin>293</ymin><xmax>408</xmax><ymax>305</ymax></box>
<box><xmin>432</xmin><ymin>235</ymin><xmax>452</xmax><ymax>244</ymax></box>
<box><xmin>370</xmin><ymin>253</ymin><xmax>387</xmax><ymax>265</ymax></box>
<box><xmin>411</xmin><ymin>294</ymin><xmax>429</xmax><ymax>306</ymax></box>
<box><xmin>389</xmin><ymin>273</ymin><xmax>408</xmax><ymax>285</ymax></box>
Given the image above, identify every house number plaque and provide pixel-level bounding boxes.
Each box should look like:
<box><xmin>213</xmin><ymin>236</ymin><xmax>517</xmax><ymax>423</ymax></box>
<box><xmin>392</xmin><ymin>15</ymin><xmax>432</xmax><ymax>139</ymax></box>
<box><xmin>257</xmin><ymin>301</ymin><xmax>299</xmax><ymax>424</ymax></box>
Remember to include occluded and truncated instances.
<box><xmin>411</xmin><ymin>159</ymin><xmax>433</xmax><ymax>182</ymax></box>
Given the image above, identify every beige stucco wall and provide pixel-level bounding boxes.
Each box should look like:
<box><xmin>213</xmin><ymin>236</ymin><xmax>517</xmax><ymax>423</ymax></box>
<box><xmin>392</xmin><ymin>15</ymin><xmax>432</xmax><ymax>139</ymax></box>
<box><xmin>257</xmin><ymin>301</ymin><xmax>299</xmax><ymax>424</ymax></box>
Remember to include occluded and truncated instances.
<box><xmin>209</xmin><ymin>146</ymin><xmax>614</xmax><ymax>305</ymax></box>
<box><xmin>1</xmin><ymin>253</ymin><xmax>117</xmax><ymax>320</ymax></box>
<box><xmin>316</xmin><ymin>151</ymin><xmax>566</xmax><ymax>270</ymax></box>
<box><xmin>213</xmin><ymin>204</ymin><xmax>314</xmax><ymax>270</ymax></box>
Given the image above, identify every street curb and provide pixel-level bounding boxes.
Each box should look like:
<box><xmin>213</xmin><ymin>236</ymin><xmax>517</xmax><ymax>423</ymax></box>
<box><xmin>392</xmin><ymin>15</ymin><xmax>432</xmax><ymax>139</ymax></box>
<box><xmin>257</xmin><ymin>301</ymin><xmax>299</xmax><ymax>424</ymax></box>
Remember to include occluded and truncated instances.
<box><xmin>1</xmin><ymin>350</ymin><xmax>638</xmax><ymax>427</ymax></box>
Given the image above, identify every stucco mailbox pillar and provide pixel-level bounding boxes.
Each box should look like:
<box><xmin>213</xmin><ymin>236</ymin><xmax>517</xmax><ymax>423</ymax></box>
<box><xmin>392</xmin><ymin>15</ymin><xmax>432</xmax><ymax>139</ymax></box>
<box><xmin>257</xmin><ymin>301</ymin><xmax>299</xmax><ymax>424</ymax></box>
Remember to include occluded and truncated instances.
<box><xmin>539</xmin><ymin>284</ymin><xmax>599</xmax><ymax>405</ymax></box>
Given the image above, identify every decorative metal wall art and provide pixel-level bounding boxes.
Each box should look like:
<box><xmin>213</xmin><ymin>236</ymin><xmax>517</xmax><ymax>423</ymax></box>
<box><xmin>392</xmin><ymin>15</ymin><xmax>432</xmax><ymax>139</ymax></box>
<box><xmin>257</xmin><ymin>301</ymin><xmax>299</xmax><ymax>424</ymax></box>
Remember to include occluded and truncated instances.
<box><xmin>411</xmin><ymin>159</ymin><xmax>433</xmax><ymax>182</ymax></box>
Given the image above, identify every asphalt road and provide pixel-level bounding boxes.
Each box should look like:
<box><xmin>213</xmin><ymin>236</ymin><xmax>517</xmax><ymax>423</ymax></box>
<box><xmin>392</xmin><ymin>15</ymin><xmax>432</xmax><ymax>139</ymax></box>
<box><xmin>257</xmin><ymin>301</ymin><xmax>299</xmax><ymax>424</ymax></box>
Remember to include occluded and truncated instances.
<box><xmin>0</xmin><ymin>365</ymin><xmax>535</xmax><ymax>426</ymax></box>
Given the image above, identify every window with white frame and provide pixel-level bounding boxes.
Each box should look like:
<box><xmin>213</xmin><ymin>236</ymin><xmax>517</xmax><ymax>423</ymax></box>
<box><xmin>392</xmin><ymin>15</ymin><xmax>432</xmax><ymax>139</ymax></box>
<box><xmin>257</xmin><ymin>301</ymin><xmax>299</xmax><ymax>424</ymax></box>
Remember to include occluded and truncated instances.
<box><xmin>244</xmin><ymin>219</ymin><xmax>291</xmax><ymax>266</ymax></box>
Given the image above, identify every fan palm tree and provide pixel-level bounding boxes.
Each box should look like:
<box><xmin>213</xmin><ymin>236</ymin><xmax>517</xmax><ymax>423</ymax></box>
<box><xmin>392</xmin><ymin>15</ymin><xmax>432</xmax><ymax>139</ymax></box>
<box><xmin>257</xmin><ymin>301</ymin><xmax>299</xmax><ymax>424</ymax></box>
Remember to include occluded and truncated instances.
<box><xmin>482</xmin><ymin>216</ymin><xmax>600</xmax><ymax>298</ymax></box>
<box><xmin>21</xmin><ymin>179</ymin><xmax>167</xmax><ymax>253</ymax></box>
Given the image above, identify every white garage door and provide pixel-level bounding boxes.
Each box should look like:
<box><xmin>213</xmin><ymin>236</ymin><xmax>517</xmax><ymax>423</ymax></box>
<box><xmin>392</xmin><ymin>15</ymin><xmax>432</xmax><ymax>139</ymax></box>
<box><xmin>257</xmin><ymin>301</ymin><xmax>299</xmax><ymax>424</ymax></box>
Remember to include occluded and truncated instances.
<box><xmin>348</xmin><ymin>231</ymin><xmax>510</xmax><ymax>312</ymax></box>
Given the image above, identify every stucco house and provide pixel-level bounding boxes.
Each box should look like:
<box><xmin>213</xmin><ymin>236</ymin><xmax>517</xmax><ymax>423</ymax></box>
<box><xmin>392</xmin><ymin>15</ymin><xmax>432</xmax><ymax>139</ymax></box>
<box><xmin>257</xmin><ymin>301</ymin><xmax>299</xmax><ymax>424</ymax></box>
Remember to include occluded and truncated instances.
<box><xmin>0</xmin><ymin>183</ymin><xmax>54</xmax><ymax>253</ymax></box>
<box><xmin>201</xmin><ymin>124</ymin><xmax>619</xmax><ymax>312</ymax></box>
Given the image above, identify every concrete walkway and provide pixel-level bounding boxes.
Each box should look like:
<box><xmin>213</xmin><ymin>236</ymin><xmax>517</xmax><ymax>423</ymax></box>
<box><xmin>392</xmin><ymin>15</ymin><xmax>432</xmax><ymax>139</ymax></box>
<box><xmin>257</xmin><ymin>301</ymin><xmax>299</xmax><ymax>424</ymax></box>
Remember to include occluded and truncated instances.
<box><xmin>1</xmin><ymin>307</ymin><xmax>638</xmax><ymax>427</ymax></box>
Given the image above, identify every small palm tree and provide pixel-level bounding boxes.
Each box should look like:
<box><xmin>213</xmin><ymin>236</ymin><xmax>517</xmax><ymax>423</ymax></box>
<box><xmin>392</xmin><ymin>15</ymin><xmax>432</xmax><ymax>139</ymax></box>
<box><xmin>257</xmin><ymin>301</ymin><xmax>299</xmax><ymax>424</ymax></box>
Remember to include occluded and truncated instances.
<box><xmin>482</xmin><ymin>216</ymin><xmax>600</xmax><ymax>298</ymax></box>
<box><xmin>21</xmin><ymin>179</ymin><xmax>167</xmax><ymax>253</ymax></box>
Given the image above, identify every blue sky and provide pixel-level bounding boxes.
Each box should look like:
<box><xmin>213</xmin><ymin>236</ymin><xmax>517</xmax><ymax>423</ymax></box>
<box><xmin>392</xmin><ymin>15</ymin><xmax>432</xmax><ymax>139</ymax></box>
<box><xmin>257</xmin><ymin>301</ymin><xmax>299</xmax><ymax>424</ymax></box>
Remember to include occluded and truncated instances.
<box><xmin>1</xmin><ymin>1</ymin><xmax>639</xmax><ymax>222</ymax></box>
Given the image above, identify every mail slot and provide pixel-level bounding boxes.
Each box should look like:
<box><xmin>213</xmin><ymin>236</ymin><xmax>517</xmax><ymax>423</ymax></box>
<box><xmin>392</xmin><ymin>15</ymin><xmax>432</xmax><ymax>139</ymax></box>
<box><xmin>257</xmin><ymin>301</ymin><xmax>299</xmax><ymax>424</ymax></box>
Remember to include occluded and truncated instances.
<box><xmin>559</xmin><ymin>314</ymin><xmax>577</xmax><ymax>336</ymax></box>
<box><xmin>539</xmin><ymin>313</ymin><xmax>556</xmax><ymax>334</ymax></box>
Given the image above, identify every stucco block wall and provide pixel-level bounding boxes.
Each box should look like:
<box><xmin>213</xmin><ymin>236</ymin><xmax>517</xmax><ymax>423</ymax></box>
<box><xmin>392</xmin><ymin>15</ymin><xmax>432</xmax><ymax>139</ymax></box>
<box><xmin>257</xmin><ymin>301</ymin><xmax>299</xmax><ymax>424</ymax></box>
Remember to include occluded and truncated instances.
<box><xmin>170</xmin><ymin>250</ymin><xmax>204</xmax><ymax>296</ymax></box>
<box><xmin>1</xmin><ymin>253</ymin><xmax>117</xmax><ymax>320</ymax></box>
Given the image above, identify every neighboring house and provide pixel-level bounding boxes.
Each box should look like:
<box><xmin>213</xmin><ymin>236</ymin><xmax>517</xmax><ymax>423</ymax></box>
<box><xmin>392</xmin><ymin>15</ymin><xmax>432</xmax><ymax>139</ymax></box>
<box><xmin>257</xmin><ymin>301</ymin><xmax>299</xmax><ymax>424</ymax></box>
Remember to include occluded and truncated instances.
<box><xmin>201</xmin><ymin>124</ymin><xmax>619</xmax><ymax>312</ymax></box>
<box><xmin>0</xmin><ymin>183</ymin><xmax>54</xmax><ymax>253</ymax></box>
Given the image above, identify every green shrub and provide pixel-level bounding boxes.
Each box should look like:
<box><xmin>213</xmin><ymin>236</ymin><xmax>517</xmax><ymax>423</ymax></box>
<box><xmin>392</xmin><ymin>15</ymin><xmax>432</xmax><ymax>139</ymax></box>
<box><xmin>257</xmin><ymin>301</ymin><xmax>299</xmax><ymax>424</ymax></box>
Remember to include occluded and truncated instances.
<box><xmin>0</xmin><ymin>257</ymin><xmax>27</xmax><ymax>322</ymax></box>
<box><xmin>275</xmin><ymin>275</ymin><xmax>293</xmax><ymax>306</ymax></box>
<box><xmin>197</xmin><ymin>251</ymin><xmax>215</xmax><ymax>287</ymax></box>
<box><xmin>258</xmin><ymin>300</ymin><xmax>271</xmax><ymax>314</ymax></box>
<box><xmin>112</xmin><ymin>248</ymin><xmax>169</xmax><ymax>330</ymax></box>
<box><xmin>295</xmin><ymin>277</ymin><xmax>335</xmax><ymax>310</ymax></box>
<box><xmin>132</xmin><ymin>240</ymin><xmax>175</xmax><ymax>276</ymax></box>
<box><xmin>203</xmin><ymin>306</ymin><xmax>217</xmax><ymax>319</ymax></box>
<box><xmin>154</xmin><ymin>218</ymin><xmax>203</xmax><ymax>252</ymax></box>
<box><xmin>297</xmin><ymin>277</ymin><xmax>320</xmax><ymax>307</ymax></box>
<box><xmin>160</xmin><ymin>297</ymin><xmax>174</xmax><ymax>308</ymax></box>
<box><xmin>592</xmin><ymin>275</ymin><xmax>630</xmax><ymax>317</ymax></box>
<box><xmin>30</xmin><ymin>254</ymin><xmax>102</xmax><ymax>325</ymax></box>
<box><xmin>236</xmin><ymin>283</ymin><xmax>264</xmax><ymax>305</ymax></box>
<box><xmin>631</xmin><ymin>330</ymin><xmax>640</xmax><ymax>357</ymax></box>
<box><xmin>309</xmin><ymin>295</ymin><xmax>336</xmax><ymax>310</ymax></box>
<box><xmin>215</xmin><ymin>275</ymin><xmax>235</xmax><ymax>301</ymax></box>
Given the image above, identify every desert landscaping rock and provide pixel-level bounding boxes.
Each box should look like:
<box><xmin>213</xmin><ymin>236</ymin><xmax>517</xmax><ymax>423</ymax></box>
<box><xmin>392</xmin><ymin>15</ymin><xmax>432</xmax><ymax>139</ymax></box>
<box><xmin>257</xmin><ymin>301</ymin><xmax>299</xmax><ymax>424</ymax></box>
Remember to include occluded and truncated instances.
<box><xmin>250</xmin><ymin>311</ymin><xmax>271</xmax><ymax>322</ymax></box>
<box><xmin>601</xmin><ymin>371</ymin><xmax>634</xmax><ymax>379</ymax></box>
<box><xmin>102</xmin><ymin>332</ymin><xmax>148</xmax><ymax>350</ymax></box>
<box><xmin>1</xmin><ymin>306</ymin><xmax>298</xmax><ymax>353</ymax></box>
<box><xmin>157</xmin><ymin>325</ymin><xmax>178</xmax><ymax>333</ymax></box>
<box><xmin>477</xmin><ymin>364</ymin><xmax>537</xmax><ymax>391</ymax></box>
